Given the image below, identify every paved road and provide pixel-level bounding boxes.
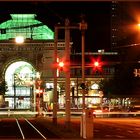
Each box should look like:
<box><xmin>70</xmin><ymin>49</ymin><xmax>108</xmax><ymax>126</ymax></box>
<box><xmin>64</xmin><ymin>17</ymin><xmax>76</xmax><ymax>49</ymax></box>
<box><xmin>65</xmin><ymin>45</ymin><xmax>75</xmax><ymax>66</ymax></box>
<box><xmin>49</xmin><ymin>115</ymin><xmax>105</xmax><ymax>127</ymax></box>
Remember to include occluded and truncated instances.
<box><xmin>0</xmin><ymin>117</ymin><xmax>140</xmax><ymax>139</ymax></box>
<box><xmin>52</xmin><ymin>117</ymin><xmax>140</xmax><ymax>139</ymax></box>
<box><xmin>93</xmin><ymin>118</ymin><xmax>140</xmax><ymax>139</ymax></box>
<box><xmin>37</xmin><ymin>117</ymin><xmax>140</xmax><ymax>140</ymax></box>
<box><xmin>0</xmin><ymin>118</ymin><xmax>60</xmax><ymax>139</ymax></box>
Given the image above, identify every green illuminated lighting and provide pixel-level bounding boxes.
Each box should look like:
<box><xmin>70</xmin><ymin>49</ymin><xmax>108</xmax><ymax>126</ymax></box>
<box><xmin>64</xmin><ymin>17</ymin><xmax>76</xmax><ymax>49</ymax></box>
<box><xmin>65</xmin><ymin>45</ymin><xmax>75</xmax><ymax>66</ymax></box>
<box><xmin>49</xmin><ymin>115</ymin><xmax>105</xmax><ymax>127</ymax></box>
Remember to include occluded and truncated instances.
<box><xmin>0</xmin><ymin>14</ymin><xmax>54</xmax><ymax>40</ymax></box>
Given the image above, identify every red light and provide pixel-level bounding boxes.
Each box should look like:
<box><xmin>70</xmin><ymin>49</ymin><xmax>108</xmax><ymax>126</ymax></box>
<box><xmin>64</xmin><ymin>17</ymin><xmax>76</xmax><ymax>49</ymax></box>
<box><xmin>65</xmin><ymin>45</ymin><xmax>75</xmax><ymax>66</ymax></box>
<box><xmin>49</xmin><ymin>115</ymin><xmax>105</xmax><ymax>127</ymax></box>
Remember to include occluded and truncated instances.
<box><xmin>93</xmin><ymin>60</ymin><xmax>101</xmax><ymax>69</ymax></box>
<box><xmin>56</xmin><ymin>58</ymin><xmax>69</xmax><ymax>72</ymax></box>
<box><xmin>58</xmin><ymin>62</ymin><xmax>64</xmax><ymax>67</ymax></box>
<box><xmin>58</xmin><ymin>61</ymin><xmax>65</xmax><ymax>71</ymax></box>
<box><xmin>91</xmin><ymin>57</ymin><xmax>103</xmax><ymax>72</ymax></box>
<box><xmin>94</xmin><ymin>61</ymin><xmax>99</xmax><ymax>67</ymax></box>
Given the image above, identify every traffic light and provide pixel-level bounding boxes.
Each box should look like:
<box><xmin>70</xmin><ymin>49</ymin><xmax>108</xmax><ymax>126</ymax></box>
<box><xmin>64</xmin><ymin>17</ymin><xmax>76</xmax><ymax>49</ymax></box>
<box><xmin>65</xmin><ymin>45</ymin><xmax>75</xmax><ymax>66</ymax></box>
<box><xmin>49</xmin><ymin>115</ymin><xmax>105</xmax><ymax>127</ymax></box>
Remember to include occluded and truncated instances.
<box><xmin>92</xmin><ymin>57</ymin><xmax>102</xmax><ymax>71</ymax></box>
<box><xmin>58</xmin><ymin>61</ymin><xmax>64</xmax><ymax>71</ymax></box>
<box><xmin>36</xmin><ymin>89</ymin><xmax>43</xmax><ymax>98</ymax></box>
<box><xmin>93</xmin><ymin>60</ymin><xmax>101</xmax><ymax>71</ymax></box>
<box><xmin>94</xmin><ymin>61</ymin><xmax>99</xmax><ymax>67</ymax></box>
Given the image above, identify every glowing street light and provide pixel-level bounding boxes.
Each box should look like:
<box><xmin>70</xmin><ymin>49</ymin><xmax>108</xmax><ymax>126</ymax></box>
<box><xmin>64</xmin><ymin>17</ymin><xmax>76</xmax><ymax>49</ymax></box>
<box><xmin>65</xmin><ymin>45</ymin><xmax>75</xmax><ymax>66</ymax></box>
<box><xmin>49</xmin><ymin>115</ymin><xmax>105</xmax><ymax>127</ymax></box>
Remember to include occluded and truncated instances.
<box><xmin>138</xmin><ymin>23</ymin><xmax>140</xmax><ymax>27</ymax></box>
<box><xmin>15</xmin><ymin>36</ymin><xmax>24</xmax><ymax>44</ymax></box>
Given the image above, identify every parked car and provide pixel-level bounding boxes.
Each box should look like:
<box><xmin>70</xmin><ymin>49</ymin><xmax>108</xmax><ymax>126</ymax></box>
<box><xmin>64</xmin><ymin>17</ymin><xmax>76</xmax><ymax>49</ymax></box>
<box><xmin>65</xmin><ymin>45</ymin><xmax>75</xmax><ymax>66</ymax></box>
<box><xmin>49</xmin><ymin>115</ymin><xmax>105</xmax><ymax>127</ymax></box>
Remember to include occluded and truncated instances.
<box><xmin>88</xmin><ymin>105</ymin><xmax>109</xmax><ymax>117</ymax></box>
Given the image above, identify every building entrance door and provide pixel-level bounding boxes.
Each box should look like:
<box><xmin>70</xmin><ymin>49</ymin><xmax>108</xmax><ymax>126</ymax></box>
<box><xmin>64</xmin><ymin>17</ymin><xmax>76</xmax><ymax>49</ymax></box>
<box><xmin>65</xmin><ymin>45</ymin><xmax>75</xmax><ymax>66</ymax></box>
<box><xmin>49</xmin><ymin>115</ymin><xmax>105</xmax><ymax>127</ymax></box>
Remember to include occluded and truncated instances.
<box><xmin>4</xmin><ymin>61</ymin><xmax>36</xmax><ymax>110</ymax></box>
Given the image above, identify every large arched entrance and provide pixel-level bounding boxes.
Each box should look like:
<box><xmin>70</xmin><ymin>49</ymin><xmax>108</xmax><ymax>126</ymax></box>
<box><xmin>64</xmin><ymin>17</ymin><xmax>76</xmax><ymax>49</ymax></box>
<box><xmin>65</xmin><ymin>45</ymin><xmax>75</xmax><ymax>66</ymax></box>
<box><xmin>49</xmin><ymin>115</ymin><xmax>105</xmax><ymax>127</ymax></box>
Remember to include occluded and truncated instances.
<box><xmin>4</xmin><ymin>61</ymin><xmax>36</xmax><ymax>110</ymax></box>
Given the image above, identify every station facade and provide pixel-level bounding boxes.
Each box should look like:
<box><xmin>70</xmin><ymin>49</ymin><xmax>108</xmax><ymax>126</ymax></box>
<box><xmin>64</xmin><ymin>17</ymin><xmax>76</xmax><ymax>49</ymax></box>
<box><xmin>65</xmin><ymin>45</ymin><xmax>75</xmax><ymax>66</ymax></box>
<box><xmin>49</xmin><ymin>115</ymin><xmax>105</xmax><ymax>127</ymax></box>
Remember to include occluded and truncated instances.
<box><xmin>0</xmin><ymin>14</ymin><xmax>119</xmax><ymax>111</ymax></box>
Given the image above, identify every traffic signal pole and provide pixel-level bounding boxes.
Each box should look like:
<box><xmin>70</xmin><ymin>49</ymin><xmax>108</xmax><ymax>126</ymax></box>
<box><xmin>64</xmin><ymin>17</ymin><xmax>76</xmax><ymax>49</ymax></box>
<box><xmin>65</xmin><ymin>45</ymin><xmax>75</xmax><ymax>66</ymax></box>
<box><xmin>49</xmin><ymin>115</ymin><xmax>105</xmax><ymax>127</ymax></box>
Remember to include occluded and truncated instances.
<box><xmin>80</xmin><ymin>20</ymin><xmax>87</xmax><ymax>109</ymax></box>
<box><xmin>65</xmin><ymin>19</ymin><xmax>71</xmax><ymax>128</ymax></box>
<box><xmin>53</xmin><ymin>19</ymin><xmax>87</xmax><ymax>127</ymax></box>
<box><xmin>81</xmin><ymin>25</ymin><xmax>85</xmax><ymax>110</ymax></box>
<box><xmin>53</xmin><ymin>26</ymin><xmax>58</xmax><ymax>124</ymax></box>
<box><xmin>53</xmin><ymin>20</ymin><xmax>73</xmax><ymax>127</ymax></box>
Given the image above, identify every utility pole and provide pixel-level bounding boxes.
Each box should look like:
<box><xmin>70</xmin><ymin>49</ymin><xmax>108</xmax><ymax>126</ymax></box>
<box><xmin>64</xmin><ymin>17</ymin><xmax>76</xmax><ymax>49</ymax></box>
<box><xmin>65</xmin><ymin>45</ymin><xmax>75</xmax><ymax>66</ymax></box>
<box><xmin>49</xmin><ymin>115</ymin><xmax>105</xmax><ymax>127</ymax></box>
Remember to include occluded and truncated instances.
<box><xmin>53</xmin><ymin>18</ymin><xmax>87</xmax><ymax>125</ymax></box>
<box><xmin>53</xmin><ymin>26</ymin><xmax>58</xmax><ymax>124</ymax></box>
<box><xmin>80</xmin><ymin>19</ymin><xmax>87</xmax><ymax>110</ymax></box>
<box><xmin>65</xmin><ymin>18</ymin><xmax>71</xmax><ymax>128</ymax></box>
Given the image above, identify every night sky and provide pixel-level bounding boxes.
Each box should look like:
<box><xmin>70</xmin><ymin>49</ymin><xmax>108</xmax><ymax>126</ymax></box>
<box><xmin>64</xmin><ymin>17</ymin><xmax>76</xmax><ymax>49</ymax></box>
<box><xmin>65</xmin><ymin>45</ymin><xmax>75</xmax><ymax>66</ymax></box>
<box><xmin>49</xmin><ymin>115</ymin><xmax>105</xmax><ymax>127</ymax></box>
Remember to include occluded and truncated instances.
<box><xmin>0</xmin><ymin>1</ymin><xmax>112</xmax><ymax>52</ymax></box>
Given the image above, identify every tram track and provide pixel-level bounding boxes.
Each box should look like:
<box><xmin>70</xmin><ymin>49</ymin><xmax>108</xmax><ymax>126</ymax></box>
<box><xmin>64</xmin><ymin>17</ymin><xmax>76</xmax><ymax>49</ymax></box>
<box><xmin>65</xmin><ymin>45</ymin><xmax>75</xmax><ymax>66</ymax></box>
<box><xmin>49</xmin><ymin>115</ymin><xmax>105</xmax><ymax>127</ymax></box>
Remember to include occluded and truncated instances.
<box><xmin>16</xmin><ymin>118</ymin><xmax>47</xmax><ymax>139</ymax></box>
<box><xmin>0</xmin><ymin>117</ymin><xmax>60</xmax><ymax>139</ymax></box>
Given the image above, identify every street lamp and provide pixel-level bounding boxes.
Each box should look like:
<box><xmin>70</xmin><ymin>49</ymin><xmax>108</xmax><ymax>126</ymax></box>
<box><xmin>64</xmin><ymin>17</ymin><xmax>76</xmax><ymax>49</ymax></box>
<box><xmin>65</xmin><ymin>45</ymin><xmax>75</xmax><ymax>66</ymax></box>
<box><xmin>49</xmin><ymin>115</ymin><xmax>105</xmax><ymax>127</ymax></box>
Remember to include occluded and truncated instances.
<box><xmin>15</xmin><ymin>36</ymin><xmax>24</xmax><ymax>44</ymax></box>
<box><xmin>138</xmin><ymin>23</ymin><xmax>140</xmax><ymax>27</ymax></box>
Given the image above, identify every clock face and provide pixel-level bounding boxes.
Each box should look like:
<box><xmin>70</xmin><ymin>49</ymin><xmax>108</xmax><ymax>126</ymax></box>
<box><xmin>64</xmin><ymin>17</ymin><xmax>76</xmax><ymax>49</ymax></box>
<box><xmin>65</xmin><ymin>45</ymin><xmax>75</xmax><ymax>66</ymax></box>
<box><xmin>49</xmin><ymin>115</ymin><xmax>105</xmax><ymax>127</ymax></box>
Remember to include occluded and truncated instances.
<box><xmin>14</xmin><ymin>73</ymin><xmax>26</xmax><ymax>86</ymax></box>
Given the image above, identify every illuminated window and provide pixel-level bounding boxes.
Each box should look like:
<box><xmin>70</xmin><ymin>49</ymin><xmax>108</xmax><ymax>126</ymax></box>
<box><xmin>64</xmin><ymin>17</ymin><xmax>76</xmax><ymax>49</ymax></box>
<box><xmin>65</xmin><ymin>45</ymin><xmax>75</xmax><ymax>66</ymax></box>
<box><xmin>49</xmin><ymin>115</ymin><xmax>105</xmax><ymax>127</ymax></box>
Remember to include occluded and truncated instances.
<box><xmin>5</xmin><ymin>61</ymin><xmax>35</xmax><ymax>96</ymax></box>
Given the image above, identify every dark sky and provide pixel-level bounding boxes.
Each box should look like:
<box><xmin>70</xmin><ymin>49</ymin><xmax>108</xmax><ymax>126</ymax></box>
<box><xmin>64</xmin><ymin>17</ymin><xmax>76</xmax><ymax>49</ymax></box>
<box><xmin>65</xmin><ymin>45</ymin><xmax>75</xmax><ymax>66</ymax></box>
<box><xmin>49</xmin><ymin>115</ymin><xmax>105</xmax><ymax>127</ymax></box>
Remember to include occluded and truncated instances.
<box><xmin>0</xmin><ymin>1</ymin><xmax>112</xmax><ymax>52</ymax></box>
<box><xmin>117</xmin><ymin>2</ymin><xmax>140</xmax><ymax>47</ymax></box>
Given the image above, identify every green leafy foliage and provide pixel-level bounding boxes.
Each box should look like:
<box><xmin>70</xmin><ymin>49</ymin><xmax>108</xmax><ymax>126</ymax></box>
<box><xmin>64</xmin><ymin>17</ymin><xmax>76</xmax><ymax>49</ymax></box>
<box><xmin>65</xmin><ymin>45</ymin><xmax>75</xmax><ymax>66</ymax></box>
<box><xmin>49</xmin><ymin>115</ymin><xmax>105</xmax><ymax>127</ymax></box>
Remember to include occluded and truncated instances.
<box><xmin>0</xmin><ymin>80</ymin><xmax>8</xmax><ymax>95</ymax></box>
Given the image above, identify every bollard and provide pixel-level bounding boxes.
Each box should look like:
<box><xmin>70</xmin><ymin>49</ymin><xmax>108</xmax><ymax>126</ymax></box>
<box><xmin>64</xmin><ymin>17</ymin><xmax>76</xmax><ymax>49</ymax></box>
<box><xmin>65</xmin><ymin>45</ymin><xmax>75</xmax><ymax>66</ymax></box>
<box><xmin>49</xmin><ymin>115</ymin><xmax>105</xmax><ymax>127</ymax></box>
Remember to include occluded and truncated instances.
<box><xmin>8</xmin><ymin>109</ymin><xmax>10</xmax><ymax>117</ymax></box>
<box><xmin>80</xmin><ymin>109</ymin><xmax>93</xmax><ymax>139</ymax></box>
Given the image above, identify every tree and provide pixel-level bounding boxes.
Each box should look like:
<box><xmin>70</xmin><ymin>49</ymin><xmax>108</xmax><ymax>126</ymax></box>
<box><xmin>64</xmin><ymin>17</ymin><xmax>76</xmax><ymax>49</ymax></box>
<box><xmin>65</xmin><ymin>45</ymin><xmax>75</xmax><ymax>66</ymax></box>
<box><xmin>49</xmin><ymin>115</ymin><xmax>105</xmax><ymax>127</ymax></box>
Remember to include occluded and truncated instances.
<box><xmin>99</xmin><ymin>78</ymin><xmax>117</xmax><ymax>98</ymax></box>
<box><xmin>99</xmin><ymin>63</ymin><xmax>136</xmax><ymax>97</ymax></box>
<box><xmin>0</xmin><ymin>80</ymin><xmax>8</xmax><ymax>96</ymax></box>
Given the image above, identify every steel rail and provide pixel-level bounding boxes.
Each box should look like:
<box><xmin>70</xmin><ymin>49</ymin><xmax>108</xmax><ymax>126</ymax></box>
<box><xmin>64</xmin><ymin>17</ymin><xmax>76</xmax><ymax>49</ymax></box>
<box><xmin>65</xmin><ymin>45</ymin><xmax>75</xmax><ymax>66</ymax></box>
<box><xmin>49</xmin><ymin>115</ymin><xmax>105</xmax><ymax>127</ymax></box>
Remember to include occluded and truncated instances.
<box><xmin>25</xmin><ymin>118</ymin><xmax>47</xmax><ymax>139</ymax></box>
<box><xmin>16</xmin><ymin>118</ymin><xmax>25</xmax><ymax>140</ymax></box>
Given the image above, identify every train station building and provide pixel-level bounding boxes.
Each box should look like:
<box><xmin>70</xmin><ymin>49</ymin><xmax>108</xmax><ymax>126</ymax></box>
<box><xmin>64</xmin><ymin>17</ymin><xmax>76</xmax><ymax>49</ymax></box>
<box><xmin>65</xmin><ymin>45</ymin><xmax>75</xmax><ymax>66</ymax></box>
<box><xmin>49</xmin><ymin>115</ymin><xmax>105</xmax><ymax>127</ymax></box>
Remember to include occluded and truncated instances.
<box><xmin>0</xmin><ymin>14</ymin><xmax>121</xmax><ymax>111</ymax></box>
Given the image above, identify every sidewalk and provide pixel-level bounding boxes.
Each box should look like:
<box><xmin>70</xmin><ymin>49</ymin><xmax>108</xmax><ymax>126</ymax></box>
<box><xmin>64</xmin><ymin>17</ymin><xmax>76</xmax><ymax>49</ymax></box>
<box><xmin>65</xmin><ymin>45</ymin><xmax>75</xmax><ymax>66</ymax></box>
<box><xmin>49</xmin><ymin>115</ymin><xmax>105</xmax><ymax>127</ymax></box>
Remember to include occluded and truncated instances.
<box><xmin>35</xmin><ymin>116</ymin><xmax>83</xmax><ymax>139</ymax></box>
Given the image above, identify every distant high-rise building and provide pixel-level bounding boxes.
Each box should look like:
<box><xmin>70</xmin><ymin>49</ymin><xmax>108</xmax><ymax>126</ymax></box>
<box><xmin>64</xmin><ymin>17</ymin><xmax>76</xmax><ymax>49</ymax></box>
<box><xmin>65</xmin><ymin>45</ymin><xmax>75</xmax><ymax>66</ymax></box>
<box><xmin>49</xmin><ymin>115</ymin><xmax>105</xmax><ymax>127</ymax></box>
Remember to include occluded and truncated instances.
<box><xmin>111</xmin><ymin>1</ymin><xmax>119</xmax><ymax>50</ymax></box>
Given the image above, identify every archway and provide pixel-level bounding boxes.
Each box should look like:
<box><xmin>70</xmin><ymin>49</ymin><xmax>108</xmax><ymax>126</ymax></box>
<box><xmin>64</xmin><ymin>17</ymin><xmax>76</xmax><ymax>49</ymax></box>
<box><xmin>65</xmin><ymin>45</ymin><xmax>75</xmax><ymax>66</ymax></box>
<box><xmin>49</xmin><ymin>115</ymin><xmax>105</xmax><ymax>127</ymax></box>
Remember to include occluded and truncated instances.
<box><xmin>4</xmin><ymin>61</ymin><xmax>36</xmax><ymax>110</ymax></box>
